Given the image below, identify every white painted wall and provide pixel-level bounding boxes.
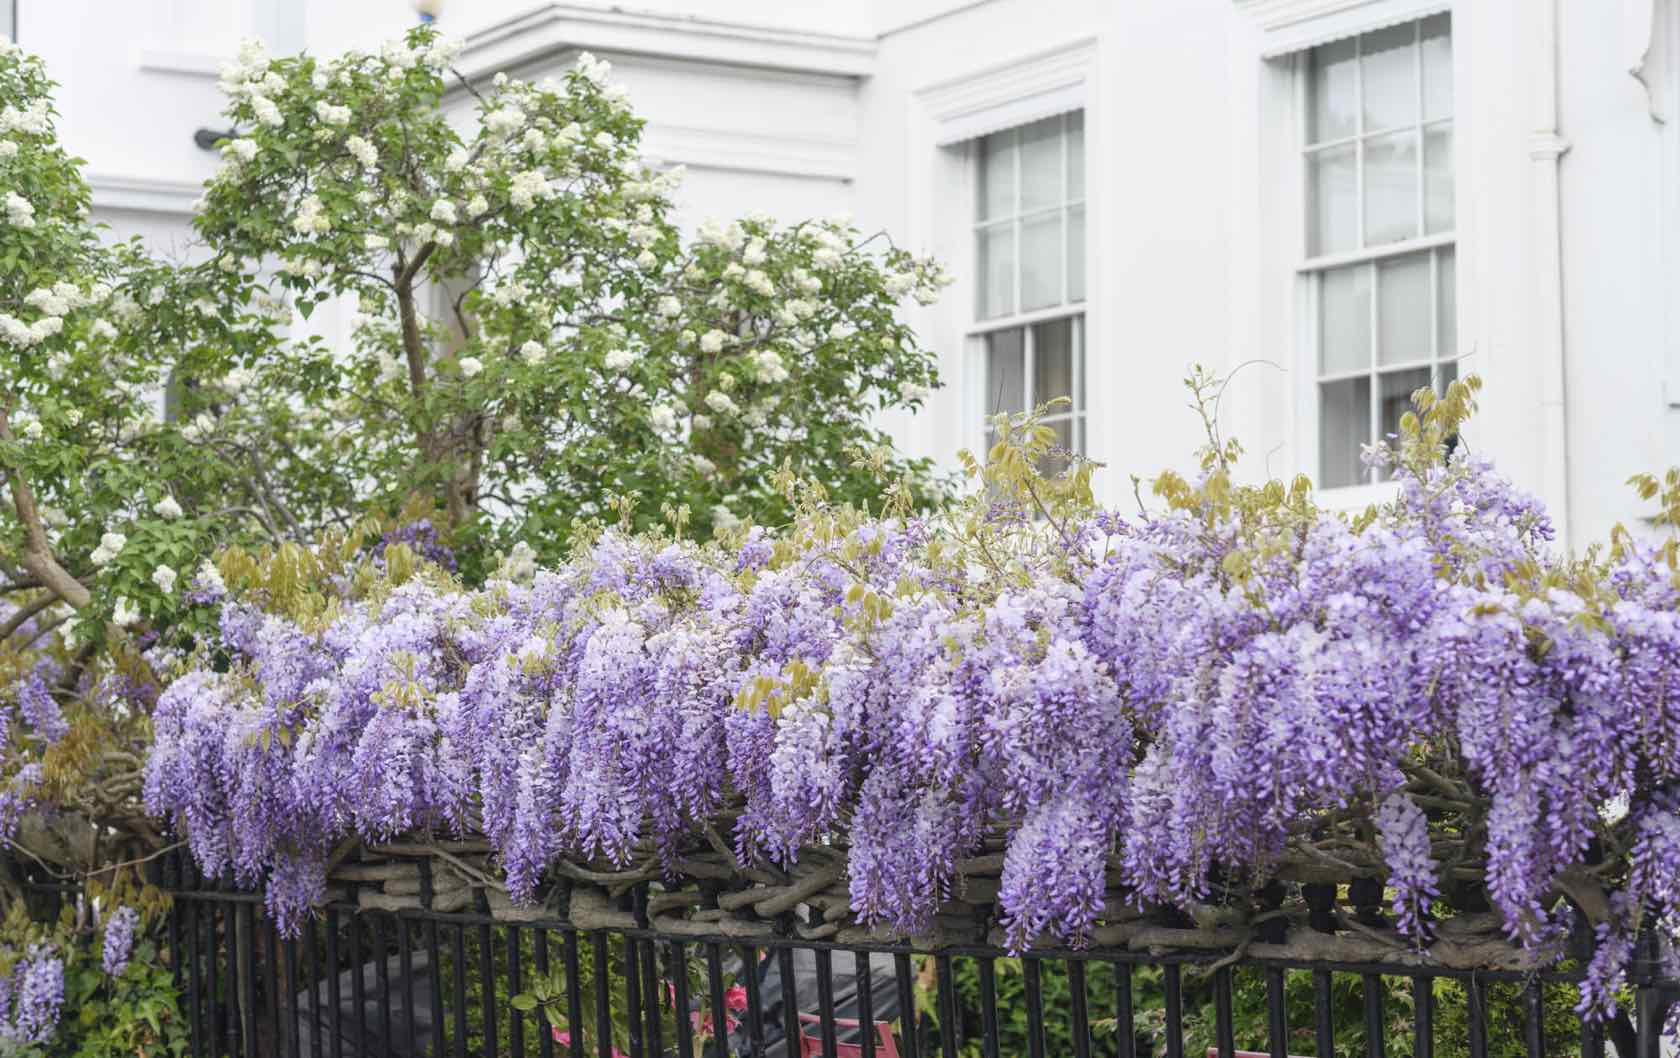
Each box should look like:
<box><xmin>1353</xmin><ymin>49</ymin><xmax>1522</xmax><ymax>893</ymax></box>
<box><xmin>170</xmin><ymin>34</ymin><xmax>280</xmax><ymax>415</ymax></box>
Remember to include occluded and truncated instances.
<box><xmin>23</xmin><ymin>0</ymin><xmax>1680</xmax><ymax>550</ymax></box>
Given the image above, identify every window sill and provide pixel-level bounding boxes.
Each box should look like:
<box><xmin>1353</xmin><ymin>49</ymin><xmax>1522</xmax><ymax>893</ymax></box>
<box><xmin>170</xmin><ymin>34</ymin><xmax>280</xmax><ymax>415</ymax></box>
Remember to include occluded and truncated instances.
<box><xmin>1311</xmin><ymin>479</ymin><xmax>1399</xmax><ymax>514</ymax></box>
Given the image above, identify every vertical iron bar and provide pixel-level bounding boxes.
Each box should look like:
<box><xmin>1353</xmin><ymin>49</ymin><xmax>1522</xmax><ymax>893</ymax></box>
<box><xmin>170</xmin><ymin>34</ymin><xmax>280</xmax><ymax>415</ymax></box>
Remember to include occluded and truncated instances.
<box><xmin>935</xmin><ymin>955</ymin><xmax>959</xmax><ymax>1058</ymax></box>
<box><xmin>976</xmin><ymin>958</ymin><xmax>1000</xmax><ymax>1058</ymax></box>
<box><xmin>187</xmin><ymin>898</ymin><xmax>203</xmax><ymax>1058</ymax></box>
<box><xmin>1412</xmin><ymin>974</ymin><xmax>1433</xmax><ymax>1058</ymax></box>
<box><xmin>1023</xmin><ymin>957</ymin><xmax>1046</xmax><ymax>1058</ymax></box>
<box><xmin>667</xmin><ymin>941</ymin><xmax>694</xmax><ymax>1058</ymax></box>
<box><xmin>326</xmin><ymin>909</ymin><xmax>343</xmax><ymax>1058</ymax></box>
<box><xmin>816</xmin><ymin>948</ymin><xmax>839</xmax><ymax>1058</ymax></box>
<box><xmin>624</xmin><ymin>931</ymin><xmax>644</xmax><ymax>1058</ymax></box>
<box><xmin>1163</xmin><ymin>963</ymin><xmax>1184</xmax><ymax>1058</ymax></box>
<box><xmin>893</xmin><ymin>953</ymin><xmax>918</xmax><ymax>1058</ymax></box>
<box><xmin>562</xmin><ymin>931</ymin><xmax>584</xmax><ymax>1058</ymax></box>
<box><xmin>169</xmin><ymin>893</ymin><xmax>183</xmax><ymax>990</ymax></box>
<box><xmin>266</xmin><ymin>921</ymin><xmax>283</xmax><ymax>1058</ymax></box>
<box><xmin>285</xmin><ymin>933</ymin><xmax>302</xmax><ymax>1058</ymax></box>
<box><xmin>1362</xmin><ymin>973</ymin><xmax>1385</xmax><ymax>1058</ymax></box>
<box><xmin>1313</xmin><ymin>970</ymin><xmax>1335</xmax><ymax>1058</ymax></box>
<box><xmin>640</xmin><ymin>936</ymin><xmax>662</xmax><ymax>1058</ymax></box>
<box><xmin>855</xmin><ymin>951</ymin><xmax>878</xmax><ymax>1058</ymax></box>
<box><xmin>348</xmin><ymin>912</ymin><xmax>366</xmax><ymax>1055</ymax></box>
<box><xmin>205</xmin><ymin>905</ymin><xmax>220</xmax><ymax>1057</ymax></box>
<box><xmin>777</xmin><ymin>946</ymin><xmax>800</xmax><ymax>1058</ymax></box>
<box><xmin>1214</xmin><ymin>967</ymin><xmax>1235</xmax><ymax>1058</ymax></box>
<box><xmin>537</xmin><ymin>933</ymin><xmax>557</xmax><ymax>1058</ymax></box>
<box><xmin>402</xmin><ymin>915</ymin><xmax>419</xmax><ymax>1058</ymax></box>
<box><xmin>1522</xmin><ymin>980</ymin><xmax>1544</xmax><ymax>1058</ymax></box>
<box><xmin>426</xmin><ymin>916</ymin><xmax>444</xmax><ymax>1058</ymax></box>
<box><xmin>240</xmin><ymin>902</ymin><xmax>259</xmax><ymax>1058</ymax></box>
<box><xmin>1114</xmin><ymin>962</ymin><xmax>1136</xmax><ymax>1058</ymax></box>
<box><xmin>1580</xmin><ymin>1011</ymin><xmax>1605</xmax><ymax>1058</ymax></box>
<box><xmin>508</xmin><ymin>926</ymin><xmax>525</xmax><ymax>1058</ymax></box>
<box><xmin>479</xmin><ymin>919</ymin><xmax>496</xmax><ymax>1058</ymax></box>
<box><xmin>302</xmin><ymin>925</ymin><xmax>320</xmax><ymax>1058</ymax></box>
<box><xmin>376</xmin><ymin>917</ymin><xmax>394</xmax><ymax>1058</ymax></box>
<box><xmin>705</xmin><ymin>943</ymin><xmax>729</xmax><ymax>1058</ymax></box>
<box><xmin>743</xmin><ymin>945</ymin><xmax>768</xmax><ymax>1057</ymax></box>
<box><xmin>591</xmin><ymin>932</ymin><xmax>612</xmax><ymax>1058</ymax></box>
<box><xmin>226</xmin><ymin>904</ymin><xmax>242</xmax><ymax>1058</ymax></box>
<box><xmin>1466</xmin><ymin>976</ymin><xmax>1488</xmax><ymax>1058</ymax></box>
<box><xmin>453</xmin><ymin>925</ymin><xmax>470</xmax><ymax>1058</ymax></box>
<box><xmin>1068</xmin><ymin>960</ymin><xmax>1092</xmax><ymax>1058</ymax></box>
<box><xmin>1266</xmin><ymin>968</ymin><xmax>1287</xmax><ymax>1058</ymax></box>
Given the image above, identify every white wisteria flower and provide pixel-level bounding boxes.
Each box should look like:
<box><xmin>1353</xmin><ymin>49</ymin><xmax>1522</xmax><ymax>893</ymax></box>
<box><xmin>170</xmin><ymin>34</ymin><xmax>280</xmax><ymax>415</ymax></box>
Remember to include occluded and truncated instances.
<box><xmin>90</xmin><ymin>530</ymin><xmax>127</xmax><ymax>566</ymax></box>
<box><xmin>458</xmin><ymin>356</ymin><xmax>484</xmax><ymax>378</ymax></box>
<box><xmin>152</xmin><ymin>565</ymin><xmax>179</xmax><ymax>594</ymax></box>
<box><xmin>154</xmin><ymin>495</ymin><xmax>184</xmax><ymax>519</ymax></box>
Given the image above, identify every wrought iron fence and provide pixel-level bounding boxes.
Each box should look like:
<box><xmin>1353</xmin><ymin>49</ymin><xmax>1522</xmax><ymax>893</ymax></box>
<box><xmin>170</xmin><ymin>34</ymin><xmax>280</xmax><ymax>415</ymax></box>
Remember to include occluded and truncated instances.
<box><xmin>161</xmin><ymin>857</ymin><xmax>1679</xmax><ymax>1058</ymax></box>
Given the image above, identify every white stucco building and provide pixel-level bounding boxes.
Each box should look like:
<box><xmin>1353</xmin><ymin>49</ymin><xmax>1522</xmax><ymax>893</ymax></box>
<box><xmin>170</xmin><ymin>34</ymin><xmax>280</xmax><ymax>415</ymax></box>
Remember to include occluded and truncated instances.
<box><xmin>16</xmin><ymin>0</ymin><xmax>1680</xmax><ymax>551</ymax></box>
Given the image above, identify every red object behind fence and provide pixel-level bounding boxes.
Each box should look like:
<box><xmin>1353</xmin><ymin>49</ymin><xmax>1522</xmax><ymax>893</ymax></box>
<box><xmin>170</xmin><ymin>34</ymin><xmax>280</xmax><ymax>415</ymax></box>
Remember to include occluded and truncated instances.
<box><xmin>796</xmin><ymin>1011</ymin><xmax>902</xmax><ymax>1057</ymax></box>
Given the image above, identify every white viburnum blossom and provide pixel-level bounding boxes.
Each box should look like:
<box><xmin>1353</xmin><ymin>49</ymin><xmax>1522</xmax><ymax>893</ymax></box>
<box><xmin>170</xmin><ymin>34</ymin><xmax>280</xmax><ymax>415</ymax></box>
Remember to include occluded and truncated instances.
<box><xmin>224</xmin><ymin>138</ymin><xmax>258</xmax><ymax>163</ymax></box>
<box><xmin>648</xmin><ymin>404</ymin><xmax>677</xmax><ymax>433</ymax></box>
<box><xmin>656</xmin><ymin>296</ymin><xmax>681</xmax><ymax>319</ymax></box>
<box><xmin>152</xmin><ymin>565</ymin><xmax>179</xmax><ymax>594</ymax></box>
<box><xmin>635</xmin><ymin>250</ymin><xmax>658</xmax><ymax>271</ymax></box>
<box><xmin>742</xmin><ymin>238</ymin><xmax>767</xmax><ymax>266</ymax></box>
<box><xmin>458</xmin><ymin>356</ymin><xmax>484</xmax><ymax>378</ymax></box>
<box><xmin>4</xmin><ymin>191</ymin><xmax>34</xmax><ymax>228</ymax></box>
<box><xmin>365</xmin><ymin>234</ymin><xmax>389</xmax><ymax>251</ymax></box>
<box><xmin>704</xmin><ymin>390</ymin><xmax>739</xmax><ymax>417</ymax></box>
<box><xmin>346</xmin><ymin>135</ymin><xmax>378</xmax><ymax>168</ymax></box>
<box><xmin>250</xmin><ymin>94</ymin><xmax>283</xmax><ymax>128</ymax></box>
<box><xmin>90</xmin><ymin>319</ymin><xmax>118</xmax><ymax>341</ymax></box>
<box><xmin>430</xmin><ymin>199</ymin><xmax>457</xmax><ymax>224</ymax></box>
<box><xmin>519</xmin><ymin>341</ymin><xmax>546</xmax><ymax>365</ymax></box>
<box><xmin>314</xmin><ymin>100</ymin><xmax>352</xmax><ymax>126</ymax></box>
<box><xmin>485</xmin><ymin>105</ymin><xmax>524</xmax><ymax>136</ymax></box>
<box><xmin>603</xmin><ymin>347</ymin><xmax>635</xmax><ymax>372</ymax></box>
<box><xmin>90</xmin><ymin>530</ymin><xmax>127</xmax><ymax>566</ymax></box>
<box><xmin>744</xmin><ymin>270</ymin><xmax>773</xmax><ymax>297</ymax></box>
<box><xmin>509</xmin><ymin>170</ymin><xmax>546</xmax><ymax>209</ymax></box>
<box><xmin>154</xmin><ymin>495</ymin><xmax>184</xmax><ymax>519</ymax></box>
<box><xmin>292</xmin><ymin>194</ymin><xmax>330</xmax><ymax>236</ymax></box>
<box><xmin>699</xmin><ymin>330</ymin><xmax>727</xmax><ymax>354</ymax></box>
<box><xmin>575</xmin><ymin>52</ymin><xmax>612</xmax><ymax>86</ymax></box>
<box><xmin>0</xmin><ymin>141</ymin><xmax>17</xmax><ymax>159</ymax></box>
<box><xmin>466</xmin><ymin>194</ymin><xmax>489</xmax><ymax>218</ymax></box>
<box><xmin>112</xmin><ymin>597</ymin><xmax>141</xmax><ymax>628</ymax></box>
<box><xmin>445</xmin><ymin>147</ymin><xmax>471</xmax><ymax>172</ymax></box>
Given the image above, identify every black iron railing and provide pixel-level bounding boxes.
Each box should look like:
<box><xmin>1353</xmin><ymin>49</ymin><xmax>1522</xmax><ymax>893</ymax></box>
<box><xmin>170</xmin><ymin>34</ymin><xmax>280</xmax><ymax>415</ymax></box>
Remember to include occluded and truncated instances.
<box><xmin>162</xmin><ymin>861</ymin><xmax>1679</xmax><ymax>1058</ymax></box>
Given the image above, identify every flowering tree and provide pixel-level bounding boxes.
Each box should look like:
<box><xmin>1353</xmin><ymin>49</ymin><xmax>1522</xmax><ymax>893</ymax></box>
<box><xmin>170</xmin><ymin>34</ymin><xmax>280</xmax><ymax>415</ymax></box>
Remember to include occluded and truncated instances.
<box><xmin>194</xmin><ymin>29</ymin><xmax>948</xmax><ymax>570</ymax></box>
<box><xmin>0</xmin><ymin>25</ymin><xmax>949</xmax><ymax>887</ymax></box>
<box><xmin>145</xmin><ymin>376</ymin><xmax>1680</xmax><ymax>1039</ymax></box>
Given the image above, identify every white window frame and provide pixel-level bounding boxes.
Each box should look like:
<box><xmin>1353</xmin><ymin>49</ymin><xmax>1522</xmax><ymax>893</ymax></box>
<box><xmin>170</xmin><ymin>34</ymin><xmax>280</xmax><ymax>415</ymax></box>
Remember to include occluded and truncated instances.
<box><xmin>1255</xmin><ymin>3</ymin><xmax>1461</xmax><ymax>507</ymax></box>
<box><xmin>969</xmin><ymin>113</ymin><xmax>1087</xmax><ymax>458</ymax></box>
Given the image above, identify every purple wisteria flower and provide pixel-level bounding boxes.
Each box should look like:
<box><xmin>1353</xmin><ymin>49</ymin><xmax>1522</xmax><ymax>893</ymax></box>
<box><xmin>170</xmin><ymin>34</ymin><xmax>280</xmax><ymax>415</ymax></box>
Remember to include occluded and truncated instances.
<box><xmin>102</xmin><ymin>906</ymin><xmax>139</xmax><ymax>978</ymax></box>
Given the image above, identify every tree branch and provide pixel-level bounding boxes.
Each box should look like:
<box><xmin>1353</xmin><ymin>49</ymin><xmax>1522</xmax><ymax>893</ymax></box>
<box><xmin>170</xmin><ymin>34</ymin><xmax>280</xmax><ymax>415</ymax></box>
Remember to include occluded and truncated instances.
<box><xmin>0</xmin><ymin>410</ymin><xmax>90</xmax><ymax>609</ymax></box>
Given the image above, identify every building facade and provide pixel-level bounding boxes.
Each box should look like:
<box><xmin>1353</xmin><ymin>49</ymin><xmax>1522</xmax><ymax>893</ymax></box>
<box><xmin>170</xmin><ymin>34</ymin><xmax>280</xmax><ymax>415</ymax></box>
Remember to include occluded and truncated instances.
<box><xmin>17</xmin><ymin>0</ymin><xmax>1680</xmax><ymax>551</ymax></box>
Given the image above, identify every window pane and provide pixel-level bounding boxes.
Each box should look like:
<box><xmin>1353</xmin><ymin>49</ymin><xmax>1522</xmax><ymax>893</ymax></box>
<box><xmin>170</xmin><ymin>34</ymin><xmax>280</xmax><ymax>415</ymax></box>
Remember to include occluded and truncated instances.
<box><xmin>1307</xmin><ymin>144</ymin><xmax>1357</xmax><ymax>256</ymax></box>
<box><xmin>1424</xmin><ymin>123</ymin><xmax>1454</xmax><ymax>233</ymax></box>
<box><xmin>984</xmin><ymin>328</ymin><xmax>1026</xmax><ymax>419</ymax></box>
<box><xmin>1020</xmin><ymin>212</ymin><xmax>1062</xmax><ymax>311</ymax></box>
<box><xmin>978</xmin><ymin>130</ymin><xmax>1016</xmax><ymax>222</ymax></box>
<box><xmin>1437</xmin><ymin>246</ymin><xmax>1457</xmax><ymax>357</ymax></box>
<box><xmin>1361</xmin><ymin>22</ymin><xmax>1418</xmax><ymax>133</ymax></box>
<box><xmin>1020</xmin><ymin>117</ymin><xmax>1063</xmax><ymax>212</ymax></box>
<box><xmin>1032</xmin><ymin>317</ymin><xmax>1075</xmax><ymax>408</ymax></box>
<box><xmin>1379</xmin><ymin>366</ymin><xmax>1433</xmax><ymax>447</ymax></box>
<box><xmin>1068</xmin><ymin>205</ymin><xmax>1086</xmax><ymax>302</ymax></box>
<box><xmin>1320</xmin><ymin>264</ymin><xmax>1372</xmax><ymax>375</ymax></box>
<box><xmin>1320</xmin><ymin>376</ymin><xmax>1371</xmax><ymax>488</ymax></box>
<box><xmin>1038</xmin><ymin>416</ymin><xmax>1075</xmax><ymax>477</ymax></box>
<box><xmin>1068</xmin><ymin>112</ymin><xmax>1085</xmax><ymax>201</ymax></box>
<box><xmin>1377</xmin><ymin>253</ymin><xmax>1431</xmax><ymax>366</ymax></box>
<box><xmin>1421</xmin><ymin>14</ymin><xmax>1453</xmax><ymax>121</ymax></box>
<box><xmin>1364</xmin><ymin>130</ymin><xmax>1420</xmax><ymax>246</ymax></box>
<box><xmin>977</xmin><ymin>223</ymin><xmax>1015</xmax><ymax>319</ymax></box>
<box><xmin>1440</xmin><ymin>356</ymin><xmax>1458</xmax><ymax>389</ymax></box>
<box><xmin>1308</xmin><ymin>37</ymin><xmax>1358</xmax><ymax>143</ymax></box>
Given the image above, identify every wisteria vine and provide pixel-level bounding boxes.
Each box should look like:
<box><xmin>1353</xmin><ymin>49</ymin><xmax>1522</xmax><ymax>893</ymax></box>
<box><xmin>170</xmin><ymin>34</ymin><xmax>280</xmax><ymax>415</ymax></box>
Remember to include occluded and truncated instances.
<box><xmin>143</xmin><ymin>384</ymin><xmax>1680</xmax><ymax>1026</ymax></box>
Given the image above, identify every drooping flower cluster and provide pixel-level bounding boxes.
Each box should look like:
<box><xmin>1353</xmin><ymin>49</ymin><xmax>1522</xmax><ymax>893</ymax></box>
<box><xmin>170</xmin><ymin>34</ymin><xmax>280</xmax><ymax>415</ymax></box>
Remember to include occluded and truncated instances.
<box><xmin>0</xmin><ymin>945</ymin><xmax>62</xmax><ymax>1045</ymax></box>
<box><xmin>145</xmin><ymin>414</ymin><xmax>1680</xmax><ymax>1025</ymax></box>
<box><xmin>101</xmin><ymin>906</ymin><xmax>139</xmax><ymax>978</ymax></box>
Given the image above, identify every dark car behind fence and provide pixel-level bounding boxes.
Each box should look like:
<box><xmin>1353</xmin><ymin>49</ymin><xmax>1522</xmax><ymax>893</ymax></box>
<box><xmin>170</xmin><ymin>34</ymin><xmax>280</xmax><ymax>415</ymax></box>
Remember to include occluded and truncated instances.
<box><xmin>157</xmin><ymin>855</ymin><xmax>1677</xmax><ymax>1058</ymax></box>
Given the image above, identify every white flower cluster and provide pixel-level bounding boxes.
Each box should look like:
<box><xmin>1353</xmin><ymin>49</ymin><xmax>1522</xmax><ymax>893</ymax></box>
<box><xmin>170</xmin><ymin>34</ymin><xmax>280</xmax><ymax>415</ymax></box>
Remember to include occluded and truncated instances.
<box><xmin>509</xmin><ymin>170</ymin><xmax>548</xmax><ymax>210</ymax></box>
<box><xmin>315</xmin><ymin>100</ymin><xmax>352</xmax><ymax>127</ymax></box>
<box><xmin>574</xmin><ymin>52</ymin><xmax>612</xmax><ymax>87</ymax></box>
<box><xmin>751</xmin><ymin>349</ymin><xmax>789</xmax><ymax>384</ymax></box>
<box><xmin>292</xmin><ymin>194</ymin><xmax>330</xmax><ymax>236</ymax></box>
<box><xmin>0</xmin><ymin>99</ymin><xmax>50</xmax><ymax>136</ymax></box>
<box><xmin>346</xmin><ymin>135</ymin><xmax>378</xmax><ymax>168</ymax></box>
<box><xmin>4</xmin><ymin>189</ymin><xmax>34</xmax><ymax>228</ymax></box>
<box><xmin>519</xmin><ymin>340</ymin><xmax>547</xmax><ymax>365</ymax></box>
<box><xmin>90</xmin><ymin>530</ymin><xmax>127</xmax><ymax>566</ymax></box>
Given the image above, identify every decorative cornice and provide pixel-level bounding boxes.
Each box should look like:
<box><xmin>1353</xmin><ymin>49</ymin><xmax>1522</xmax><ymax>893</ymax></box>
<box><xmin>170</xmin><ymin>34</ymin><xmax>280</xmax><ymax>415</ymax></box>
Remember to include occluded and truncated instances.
<box><xmin>87</xmin><ymin>173</ymin><xmax>204</xmax><ymax>215</ymax></box>
<box><xmin>1233</xmin><ymin>0</ymin><xmax>1450</xmax><ymax>58</ymax></box>
<box><xmin>454</xmin><ymin>2</ymin><xmax>877</xmax><ymax>85</ymax></box>
<box><xmin>914</xmin><ymin>37</ymin><xmax>1095</xmax><ymax>145</ymax></box>
<box><xmin>640</xmin><ymin>123</ymin><xmax>854</xmax><ymax>182</ymax></box>
<box><xmin>134</xmin><ymin>48</ymin><xmax>226</xmax><ymax>80</ymax></box>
